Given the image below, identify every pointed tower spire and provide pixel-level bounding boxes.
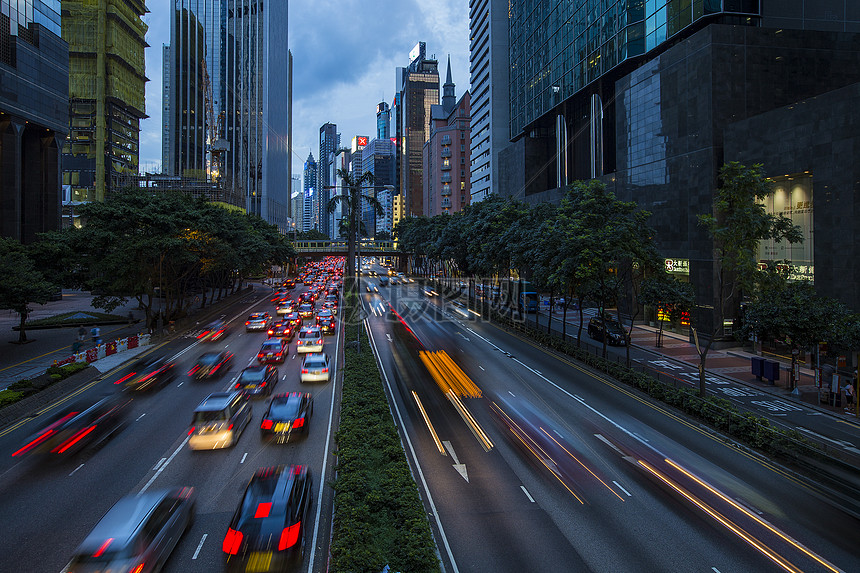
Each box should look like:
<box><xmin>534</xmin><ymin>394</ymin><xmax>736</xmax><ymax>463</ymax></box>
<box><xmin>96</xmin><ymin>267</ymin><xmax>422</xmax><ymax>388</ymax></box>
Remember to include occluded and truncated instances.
<box><xmin>442</xmin><ymin>54</ymin><xmax>456</xmax><ymax>114</ymax></box>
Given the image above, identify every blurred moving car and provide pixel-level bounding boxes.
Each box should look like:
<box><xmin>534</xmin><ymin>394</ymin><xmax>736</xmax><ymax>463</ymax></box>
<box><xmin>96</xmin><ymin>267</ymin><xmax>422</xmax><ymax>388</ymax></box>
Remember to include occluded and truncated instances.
<box><xmin>587</xmin><ymin>314</ymin><xmax>629</xmax><ymax>346</ymax></box>
<box><xmin>222</xmin><ymin>465</ymin><xmax>312</xmax><ymax>571</ymax></box>
<box><xmin>13</xmin><ymin>393</ymin><xmax>131</xmax><ymax>458</ymax></box>
<box><xmin>315</xmin><ymin>309</ymin><xmax>336</xmax><ymax>335</ymax></box>
<box><xmin>267</xmin><ymin>321</ymin><xmax>296</xmax><ymax>341</ymax></box>
<box><xmin>300</xmin><ymin>353</ymin><xmax>330</xmax><ymax>383</ymax></box>
<box><xmin>260</xmin><ymin>392</ymin><xmax>313</xmax><ymax>443</ymax></box>
<box><xmin>197</xmin><ymin>319</ymin><xmax>230</xmax><ymax>342</ymax></box>
<box><xmin>66</xmin><ymin>487</ymin><xmax>196</xmax><ymax>573</ymax></box>
<box><xmin>297</xmin><ymin>303</ymin><xmax>314</xmax><ymax>320</ymax></box>
<box><xmin>119</xmin><ymin>355</ymin><xmax>176</xmax><ymax>391</ymax></box>
<box><xmin>275</xmin><ymin>300</ymin><xmax>296</xmax><ymax>316</ymax></box>
<box><xmin>188</xmin><ymin>350</ymin><xmax>234</xmax><ymax>380</ymax></box>
<box><xmin>257</xmin><ymin>338</ymin><xmax>287</xmax><ymax>364</ymax></box>
<box><xmin>245</xmin><ymin>312</ymin><xmax>272</xmax><ymax>332</ymax></box>
<box><xmin>365</xmin><ymin>282</ymin><xmax>378</xmax><ymax>293</ymax></box>
<box><xmin>296</xmin><ymin>327</ymin><xmax>323</xmax><ymax>354</ymax></box>
<box><xmin>235</xmin><ymin>365</ymin><xmax>279</xmax><ymax>398</ymax></box>
<box><xmin>188</xmin><ymin>391</ymin><xmax>252</xmax><ymax>450</ymax></box>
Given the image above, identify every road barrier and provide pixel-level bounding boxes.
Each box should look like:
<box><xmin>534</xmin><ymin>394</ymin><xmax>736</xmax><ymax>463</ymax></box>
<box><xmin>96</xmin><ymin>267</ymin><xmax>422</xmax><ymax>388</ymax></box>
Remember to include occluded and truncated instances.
<box><xmin>52</xmin><ymin>333</ymin><xmax>151</xmax><ymax>368</ymax></box>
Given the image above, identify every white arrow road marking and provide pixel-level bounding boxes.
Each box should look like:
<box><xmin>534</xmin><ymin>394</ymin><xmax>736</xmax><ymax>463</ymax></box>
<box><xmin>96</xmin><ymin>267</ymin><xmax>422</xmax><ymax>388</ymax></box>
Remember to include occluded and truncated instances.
<box><xmin>443</xmin><ymin>440</ymin><xmax>469</xmax><ymax>482</ymax></box>
<box><xmin>386</xmin><ymin>334</ymin><xmax>392</xmax><ymax>342</ymax></box>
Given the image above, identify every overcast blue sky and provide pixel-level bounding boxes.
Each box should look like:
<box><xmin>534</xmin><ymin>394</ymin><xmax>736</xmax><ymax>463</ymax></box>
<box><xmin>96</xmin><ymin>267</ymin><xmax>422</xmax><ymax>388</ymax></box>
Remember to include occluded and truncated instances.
<box><xmin>139</xmin><ymin>0</ymin><xmax>471</xmax><ymax>180</ymax></box>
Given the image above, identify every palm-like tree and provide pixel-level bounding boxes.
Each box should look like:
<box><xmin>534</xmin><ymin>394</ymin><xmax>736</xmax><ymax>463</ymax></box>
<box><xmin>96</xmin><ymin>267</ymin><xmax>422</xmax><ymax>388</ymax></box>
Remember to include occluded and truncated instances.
<box><xmin>327</xmin><ymin>168</ymin><xmax>384</xmax><ymax>286</ymax></box>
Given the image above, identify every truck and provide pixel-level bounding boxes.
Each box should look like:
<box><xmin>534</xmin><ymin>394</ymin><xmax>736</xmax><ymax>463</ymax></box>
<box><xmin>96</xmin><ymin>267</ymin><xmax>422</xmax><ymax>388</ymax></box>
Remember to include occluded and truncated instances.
<box><xmin>500</xmin><ymin>279</ymin><xmax>539</xmax><ymax>313</ymax></box>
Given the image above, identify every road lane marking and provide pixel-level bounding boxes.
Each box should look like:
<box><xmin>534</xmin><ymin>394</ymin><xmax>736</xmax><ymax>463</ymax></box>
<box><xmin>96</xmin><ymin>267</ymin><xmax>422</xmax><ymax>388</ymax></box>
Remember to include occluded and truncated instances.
<box><xmin>139</xmin><ymin>435</ymin><xmax>190</xmax><ymax>494</ymax></box>
<box><xmin>177</xmin><ymin>381</ymin><xmax>184</xmax><ymax>387</ymax></box>
<box><xmin>520</xmin><ymin>486</ymin><xmax>535</xmax><ymax>503</ymax></box>
<box><xmin>594</xmin><ymin>434</ymin><xmax>625</xmax><ymax>456</ymax></box>
<box><xmin>712</xmin><ymin>568</ymin><xmax>721</xmax><ymax>573</ymax></box>
<box><xmin>443</xmin><ymin>440</ymin><xmax>469</xmax><ymax>482</ymax></box>
<box><xmin>240</xmin><ymin>452</ymin><xmax>247</xmax><ymax>464</ymax></box>
<box><xmin>69</xmin><ymin>464</ymin><xmax>84</xmax><ymax>477</ymax></box>
<box><xmin>152</xmin><ymin>457</ymin><xmax>166</xmax><ymax>471</ymax></box>
<box><xmin>192</xmin><ymin>534</ymin><xmax>207</xmax><ymax>559</ymax></box>
<box><xmin>479</xmin><ymin>365</ymin><xmax>485</xmax><ymax>370</ymax></box>
<box><xmin>612</xmin><ymin>481</ymin><xmax>632</xmax><ymax>497</ymax></box>
<box><xmin>136</xmin><ymin>413</ymin><xmax>146</xmax><ymax>421</ymax></box>
<box><xmin>508</xmin><ymin>391</ymin><xmax>516</xmax><ymax>397</ymax></box>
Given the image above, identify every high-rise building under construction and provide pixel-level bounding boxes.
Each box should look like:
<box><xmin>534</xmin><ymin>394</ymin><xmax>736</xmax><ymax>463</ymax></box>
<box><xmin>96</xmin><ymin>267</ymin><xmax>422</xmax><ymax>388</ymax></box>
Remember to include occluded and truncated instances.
<box><xmin>61</xmin><ymin>0</ymin><xmax>148</xmax><ymax>205</ymax></box>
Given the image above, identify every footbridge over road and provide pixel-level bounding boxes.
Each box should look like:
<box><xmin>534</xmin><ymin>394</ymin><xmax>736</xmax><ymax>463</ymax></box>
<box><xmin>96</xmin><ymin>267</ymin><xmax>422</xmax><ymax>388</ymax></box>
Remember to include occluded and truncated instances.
<box><xmin>293</xmin><ymin>240</ymin><xmax>408</xmax><ymax>269</ymax></box>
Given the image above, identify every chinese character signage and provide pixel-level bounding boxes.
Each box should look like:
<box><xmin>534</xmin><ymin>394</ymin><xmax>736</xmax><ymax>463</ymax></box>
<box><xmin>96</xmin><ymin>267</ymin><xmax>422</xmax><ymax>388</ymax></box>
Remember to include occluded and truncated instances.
<box><xmin>664</xmin><ymin>258</ymin><xmax>690</xmax><ymax>275</ymax></box>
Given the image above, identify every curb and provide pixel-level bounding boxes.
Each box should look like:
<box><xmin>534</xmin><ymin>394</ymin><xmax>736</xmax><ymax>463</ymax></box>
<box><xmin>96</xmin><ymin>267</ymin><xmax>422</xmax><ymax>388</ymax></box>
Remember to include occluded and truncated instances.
<box><xmin>0</xmin><ymin>367</ymin><xmax>102</xmax><ymax>431</ymax></box>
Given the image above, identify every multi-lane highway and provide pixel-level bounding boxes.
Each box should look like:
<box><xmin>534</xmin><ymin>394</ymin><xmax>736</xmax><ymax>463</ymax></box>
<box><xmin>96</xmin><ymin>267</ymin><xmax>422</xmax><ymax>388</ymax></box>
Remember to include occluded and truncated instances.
<box><xmin>362</xmin><ymin>273</ymin><xmax>859</xmax><ymax>573</ymax></box>
<box><xmin>0</xmin><ymin>278</ymin><xmax>342</xmax><ymax>573</ymax></box>
<box><xmin>1</xmin><ymin>261</ymin><xmax>857</xmax><ymax>573</ymax></box>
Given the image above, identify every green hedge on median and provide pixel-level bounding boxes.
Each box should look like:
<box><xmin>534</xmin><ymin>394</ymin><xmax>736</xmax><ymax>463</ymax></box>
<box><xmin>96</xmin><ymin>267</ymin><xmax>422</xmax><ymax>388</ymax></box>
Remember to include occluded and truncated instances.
<box><xmin>330</xmin><ymin>300</ymin><xmax>440</xmax><ymax>573</ymax></box>
<box><xmin>0</xmin><ymin>362</ymin><xmax>90</xmax><ymax>409</ymax></box>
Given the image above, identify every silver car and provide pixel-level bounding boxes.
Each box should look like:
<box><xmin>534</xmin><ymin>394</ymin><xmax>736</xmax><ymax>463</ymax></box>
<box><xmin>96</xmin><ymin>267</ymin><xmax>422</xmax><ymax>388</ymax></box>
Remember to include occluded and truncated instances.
<box><xmin>296</xmin><ymin>326</ymin><xmax>323</xmax><ymax>354</ymax></box>
<box><xmin>67</xmin><ymin>487</ymin><xmax>196</xmax><ymax>573</ymax></box>
<box><xmin>244</xmin><ymin>312</ymin><xmax>271</xmax><ymax>332</ymax></box>
<box><xmin>301</xmin><ymin>353</ymin><xmax>331</xmax><ymax>383</ymax></box>
<box><xmin>188</xmin><ymin>392</ymin><xmax>252</xmax><ymax>450</ymax></box>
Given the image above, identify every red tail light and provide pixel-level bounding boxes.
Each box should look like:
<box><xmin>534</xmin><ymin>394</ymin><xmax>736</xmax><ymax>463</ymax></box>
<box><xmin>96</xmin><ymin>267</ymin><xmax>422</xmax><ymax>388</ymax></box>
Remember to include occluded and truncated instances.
<box><xmin>234</xmin><ymin>383</ymin><xmax>241</xmax><ymax>389</ymax></box>
<box><xmin>321</xmin><ymin>368</ymin><xmax>328</xmax><ymax>373</ymax></box>
<box><xmin>301</xmin><ymin>368</ymin><xmax>308</xmax><ymax>374</ymax></box>
<box><xmin>293</xmin><ymin>418</ymin><xmax>304</xmax><ymax>428</ymax></box>
<box><xmin>278</xmin><ymin>522</ymin><xmax>301</xmax><ymax>550</ymax></box>
<box><xmin>130</xmin><ymin>564</ymin><xmax>145</xmax><ymax>573</ymax></box>
<box><xmin>53</xmin><ymin>425</ymin><xmax>97</xmax><ymax>453</ymax></box>
<box><xmin>115</xmin><ymin>371</ymin><xmax>137</xmax><ymax>385</ymax></box>
<box><xmin>261</xmin><ymin>419</ymin><xmax>273</xmax><ymax>430</ymax></box>
<box><xmin>188</xmin><ymin>365</ymin><xmax>200</xmax><ymax>376</ymax></box>
<box><xmin>188</xmin><ymin>426</ymin><xmax>195</xmax><ymax>435</ymax></box>
<box><xmin>210</xmin><ymin>363</ymin><xmax>222</xmax><ymax>375</ymax></box>
<box><xmin>93</xmin><ymin>537</ymin><xmax>113</xmax><ymax>557</ymax></box>
<box><xmin>257</xmin><ymin>353</ymin><xmax>265</xmax><ymax>359</ymax></box>
<box><xmin>223</xmin><ymin>528</ymin><xmax>243</xmax><ymax>554</ymax></box>
<box><xmin>228</xmin><ymin>423</ymin><xmax>234</xmax><ymax>431</ymax></box>
<box><xmin>197</xmin><ymin>331</ymin><xmax>209</xmax><ymax>339</ymax></box>
<box><xmin>245</xmin><ymin>321</ymin><xmax>250</xmax><ymax>325</ymax></box>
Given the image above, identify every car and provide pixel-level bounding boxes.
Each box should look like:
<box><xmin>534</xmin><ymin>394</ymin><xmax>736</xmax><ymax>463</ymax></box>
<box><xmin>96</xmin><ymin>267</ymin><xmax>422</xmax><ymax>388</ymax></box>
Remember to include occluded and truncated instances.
<box><xmin>365</xmin><ymin>282</ymin><xmax>378</xmax><ymax>293</ymax></box>
<box><xmin>587</xmin><ymin>314</ymin><xmax>629</xmax><ymax>346</ymax></box>
<box><xmin>188</xmin><ymin>391</ymin><xmax>252</xmax><ymax>450</ymax></box>
<box><xmin>326</xmin><ymin>286</ymin><xmax>339</xmax><ymax>295</ymax></box>
<box><xmin>267</xmin><ymin>321</ymin><xmax>296</xmax><ymax>340</ymax></box>
<box><xmin>297</xmin><ymin>303</ymin><xmax>315</xmax><ymax>319</ymax></box>
<box><xmin>12</xmin><ymin>392</ymin><xmax>131</xmax><ymax>458</ymax></box>
<box><xmin>298</xmin><ymin>291</ymin><xmax>316</xmax><ymax>304</ymax></box>
<box><xmin>234</xmin><ymin>365</ymin><xmax>279</xmax><ymax>398</ymax></box>
<box><xmin>282</xmin><ymin>279</ymin><xmax>295</xmax><ymax>289</ymax></box>
<box><xmin>378</xmin><ymin>276</ymin><xmax>389</xmax><ymax>286</ymax></box>
<box><xmin>188</xmin><ymin>350</ymin><xmax>234</xmax><ymax>379</ymax></box>
<box><xmin>270</xmin><ymin>289</ymin><xmax>290</xmax><ymax>303</ymax></box>
<box><xmin>276</xmin><ymin>299</ymin><xmax>297</xmax><ymax>315</ymax></box>
<box><xmin>66</xmin><ymin>487</ymin><xmax>196</xmax><ymax>573</ymax></box>
<box><xmin>324</xmin><ymin>293</ymin><xmax>338</xmax><ymax>303</ymax></box>
<box><xmin>322</xmin><ymin>301</ymin><xmax>338</xmax><ymax>315</ymax></box>
<box><xmin>245</xmin><ymin>312</ymin><xmax>271</xmax><ymax>332</ymax></box>
<box><xmin>300</xmin><ymin>353</ymin><xmax>331</xmax><ymax>383</ymax></box>
<box><xmin>315</xmin><ymin>310</ymin><xmax>336</xmax><ymax>335</ymax></box>
<box><xmin>197</xmin><ymin>319</ymin><xmax>230</xmax><ymax>342</ymax></box>
<box><xmin>222</xmin><ymin>465</ymin><xmax>312</xmax><ymax>571</ymax></box>
<box><xmin>389</xmin><ymin>276</ymin><xmax>399</xmax><ymax>285</ymax></box>
<box><xmin>296</xmin><ymin>326</ymin><xmax>323</xmax><ymax>354</ymax></box>
<box><xmin>260</xmin><ymin>392</ymin><xmax>313</xmax><ymax>442</ymax></box>
<box><xmin>257</xmin><ymin>338</ymin><xmax>288</xmax><ymax>364</ymax></box>
<box><xmin>282</xmin><ymin>311</ymin><xmax>302</xmax><ymax>329</ymax></box>
<box><xmin>119</xmin><ymin>354</ymin><xmax>177</xmax><ymax>391</ymax></box>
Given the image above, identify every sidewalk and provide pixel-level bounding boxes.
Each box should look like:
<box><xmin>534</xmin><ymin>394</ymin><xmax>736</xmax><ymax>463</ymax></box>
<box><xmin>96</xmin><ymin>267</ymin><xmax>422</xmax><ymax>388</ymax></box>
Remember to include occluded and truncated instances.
<box><xmin>545</xmin><ymin>305</ymin><xmax>858</xmax><ymax>421</ymax></box>
<box><xmin>0</xmin><ymin>286</ymin><xmax>260</xmax><ymax>389</ymax></box>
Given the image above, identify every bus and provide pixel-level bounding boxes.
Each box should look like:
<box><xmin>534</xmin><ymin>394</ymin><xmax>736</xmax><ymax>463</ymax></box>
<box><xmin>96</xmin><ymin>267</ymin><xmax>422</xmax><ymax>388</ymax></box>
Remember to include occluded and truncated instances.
<box><xmin>500</xmin><ymin>279</ymin><xmax>539</xmax><ymax>313</ymax></box>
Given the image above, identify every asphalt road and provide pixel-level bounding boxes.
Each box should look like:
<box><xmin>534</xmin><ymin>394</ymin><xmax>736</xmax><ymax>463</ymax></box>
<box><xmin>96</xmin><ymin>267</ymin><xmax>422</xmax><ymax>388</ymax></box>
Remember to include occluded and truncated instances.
<box><xmin>363</xmin><ymin>276</ymin><xmax>859</xmax><ymax>573</ymax></box>
<box><xmin>0</xmin><ymin>281</ymin><xmax>342</xmax><ymax>573</ymax></box>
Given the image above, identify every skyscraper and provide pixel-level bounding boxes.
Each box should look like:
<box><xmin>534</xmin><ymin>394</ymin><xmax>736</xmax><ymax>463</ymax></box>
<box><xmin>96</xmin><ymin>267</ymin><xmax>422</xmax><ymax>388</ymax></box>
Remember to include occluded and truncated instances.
<box><xmin>0</xmin><ymin>0</ymin><xmax>67</xmax><ymax>242</ymax></box>
<box><xmin>302</xmin><ymin>152</ymin><xmax>317</xmax><ymax>232</ymax></box>
<box><xmin>362</xmin><ymin>137</ymin><xmax>395</xmax><ymax>235</ymax></box>
<box><xmin>376</xmin><ymin>102</ymin><xmax>390</xmax><ymax>140</ymax></box>
<box><xmin>500</xmin><ymin>1</ymin><xmax>860</xmax><ymax>333</ymax></box>
<box><xmin>468</xmin><ymin>0</ymin><xmax>508</xmax><ymax>203</ymax></box>
<box><xmin>395</xmin><ymin>42</ymin><xmax>439</xmax><ymax>217</ymax></box>
<box><xmin>318</xmin><ymin>123</ymin><xmax>339</xmax><ymax>237</ymax></box>
<box><xmin>62</xmin><ymin>0</ymin><xmax>148</xmax><ymax>205</ymax></box>
<box><xmin>165</xmin><ymin>0</ymin><xmax>290</xmax><ymax>229</ymax></box>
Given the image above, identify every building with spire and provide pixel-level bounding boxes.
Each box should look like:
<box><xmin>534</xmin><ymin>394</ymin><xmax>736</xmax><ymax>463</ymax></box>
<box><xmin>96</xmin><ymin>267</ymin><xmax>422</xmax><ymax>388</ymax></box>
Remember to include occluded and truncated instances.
<box><xmin>423</xmin><ymin>56</ymin><xmax>470</xmax><ymax>216</ymax></box>
<box><xmin>394</xmin><ymin>42</ymin><xmax>439</xmax><ymax>217</ymax></box>
<box><xmin>302</xmin><ymin>151</ymin><xmax>316</xmax><ymax>232</ymax></box>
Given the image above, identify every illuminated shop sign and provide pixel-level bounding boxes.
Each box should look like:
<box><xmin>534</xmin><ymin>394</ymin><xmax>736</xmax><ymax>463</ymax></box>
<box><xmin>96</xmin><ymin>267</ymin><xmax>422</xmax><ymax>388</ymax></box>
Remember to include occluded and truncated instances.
<box><xmin>664</xmin><ymin>258</ymin><xmax>689</xmax><ymax>275</ymax></box>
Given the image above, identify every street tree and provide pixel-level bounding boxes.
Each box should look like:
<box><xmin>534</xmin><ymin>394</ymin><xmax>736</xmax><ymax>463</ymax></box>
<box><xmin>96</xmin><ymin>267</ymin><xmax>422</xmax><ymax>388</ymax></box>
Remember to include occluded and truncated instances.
<box><xmin>327</xmin><ymin>169</ymin><xmax>383</xmax><ymax>286</ymax></box>
<box><xmin>639</xmin><ymin>273</ymin><xmax>695</xmax><ymax>348</ymax></box>
<box><xmin>0</xmin><ymin>238</ymin><xmax>59</xmax><ymax>343</ymax></box>
<box><xmin>739</xmin><ymin>281</ymin><xmax>860</xmax><ymax>390</ymax></box>
<box><xmin>696</xmin><ymin>162</ymin><xmax>803</xmax><ymax>396</ymax></box>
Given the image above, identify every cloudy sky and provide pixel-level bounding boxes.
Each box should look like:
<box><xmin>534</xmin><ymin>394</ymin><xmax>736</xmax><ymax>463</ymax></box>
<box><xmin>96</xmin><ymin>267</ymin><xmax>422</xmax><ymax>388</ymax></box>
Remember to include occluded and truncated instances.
<box><xmin>139</xmin><ymin>0</ymin><xmax>471</xmax><ymax>181</ymax></box>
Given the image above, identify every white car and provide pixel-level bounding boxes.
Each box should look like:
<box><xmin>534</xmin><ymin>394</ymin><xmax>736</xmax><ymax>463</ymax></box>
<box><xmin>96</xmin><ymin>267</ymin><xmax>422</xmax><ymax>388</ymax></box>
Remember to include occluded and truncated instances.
<box><xmin>296</xmin><ymin>326</ymin><xmax>324</xmax><ymax>354</ymax></box>
<box><xmin>301</xmin><ymin>353</ymin><xmax>331</xmax><ymax>383</ymax></box>
<box><xmin>188</xmin><ymin>392</ymin><xmax>252</xmax><ymax>450</ymax></box>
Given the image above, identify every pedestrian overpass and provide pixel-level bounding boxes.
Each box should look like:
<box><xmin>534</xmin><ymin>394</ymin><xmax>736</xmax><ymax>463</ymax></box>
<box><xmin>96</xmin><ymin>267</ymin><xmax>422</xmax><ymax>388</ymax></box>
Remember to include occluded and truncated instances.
<box><xmin>293</xmin><ymin>240</ymin><xmax>408</xmax><ymax>268</ymax></box>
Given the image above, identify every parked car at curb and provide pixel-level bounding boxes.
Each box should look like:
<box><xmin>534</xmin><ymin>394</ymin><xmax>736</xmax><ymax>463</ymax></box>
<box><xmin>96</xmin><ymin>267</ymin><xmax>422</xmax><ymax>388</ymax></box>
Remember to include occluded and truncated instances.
<box><xmin>587</xmin><ymin>314</ymin><xmax>629</xmax><ymax>346</ymax></box>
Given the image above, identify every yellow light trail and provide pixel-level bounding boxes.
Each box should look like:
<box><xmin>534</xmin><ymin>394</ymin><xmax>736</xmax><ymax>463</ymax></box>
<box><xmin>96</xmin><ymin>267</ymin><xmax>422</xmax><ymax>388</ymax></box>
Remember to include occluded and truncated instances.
<box><xmin>447</xmin><ymin>391</ymin><xmax>494</xmax><ymax>451</ymax></box>
<box><xmin>419</xmin><ymin>350</ymin><xmax>482</xmax><ymax>398</ymax></box>
<box><xmin>665</xmin><ymin>458</ymin><xmax>843</xmax><ymax>573</ymax></box>
<box><xmin>637</xmin><ymin>460</ymin><xmax>806</xmax><ymax>573</ymax></box>
<box><xmin>412</xmin><ymin>391</ymin><xmax>445</xmax><ymax>455</ymax></box>
<box><xmin>541</xmin><ymin>428</ymin><xmax>625</xmax><ymax>502</ymax></box>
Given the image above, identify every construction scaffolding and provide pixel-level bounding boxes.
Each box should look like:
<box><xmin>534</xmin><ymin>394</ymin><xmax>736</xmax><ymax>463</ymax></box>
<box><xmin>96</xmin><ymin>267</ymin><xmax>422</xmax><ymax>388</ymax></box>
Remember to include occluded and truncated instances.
<box><xmin>62</xmin><ymin>0</ymin><xmax>149</xmax><ymax>203</ymax></box>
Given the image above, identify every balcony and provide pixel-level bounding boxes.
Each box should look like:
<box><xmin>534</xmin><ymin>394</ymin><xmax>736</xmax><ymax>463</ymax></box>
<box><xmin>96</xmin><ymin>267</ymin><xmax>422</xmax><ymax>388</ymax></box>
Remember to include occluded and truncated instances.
<box><xmin>441</xmin><ymin>135</ymin><xmax>451</xmax><ymax>145</ymax></box>
<box><xmin>440</xmin><ymin>173</ymin><xmax>452</xmax><ymax>183</ymax></box>
<box><xmin>441</xmin><ymin>147</ymin><xmax>451</xmax><ymax>158</ymax></box>
<box><xmin>441</xmin><ymin>184</ymin><xmax>451</xmax><ymax>196</ymax></box>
